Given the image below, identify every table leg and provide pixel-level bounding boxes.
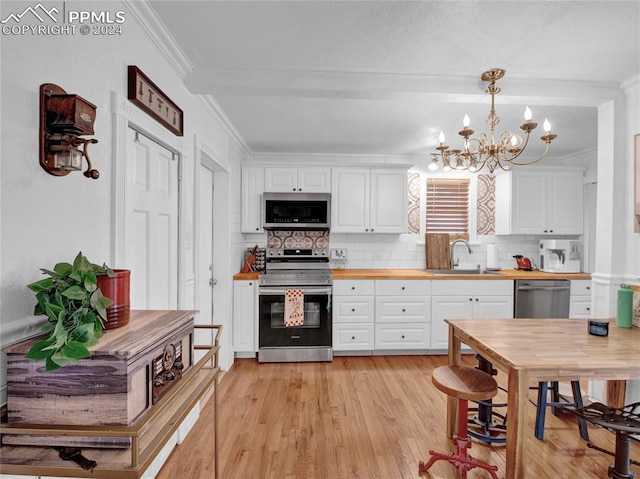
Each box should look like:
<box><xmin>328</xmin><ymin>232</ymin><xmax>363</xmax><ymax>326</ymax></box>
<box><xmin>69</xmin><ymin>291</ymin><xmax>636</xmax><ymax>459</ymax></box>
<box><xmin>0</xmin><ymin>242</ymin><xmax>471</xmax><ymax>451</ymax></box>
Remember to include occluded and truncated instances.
<box><xmin>506</xmin><ymin>367</ymin><xmax>528</xmax><ymax>479</ymax></box>
<box><xmin>447</xmin><ymin>325</ymin><xmax>462</xmax><ymax>438</ymax></box>
<box><xmin>605</xmin><ymin>380</ymin><xmax>627</xmax><ymax>408</ymax></box>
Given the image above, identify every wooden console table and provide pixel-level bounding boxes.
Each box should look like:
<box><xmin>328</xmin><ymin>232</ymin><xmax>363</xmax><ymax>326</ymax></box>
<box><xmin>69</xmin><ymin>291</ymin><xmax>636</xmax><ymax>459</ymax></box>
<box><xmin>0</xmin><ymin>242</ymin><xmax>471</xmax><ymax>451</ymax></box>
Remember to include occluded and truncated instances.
<box><xmin>0</xmin><ymin>315</ymin><xmax>222</xmax><ymax>479</ymax></box>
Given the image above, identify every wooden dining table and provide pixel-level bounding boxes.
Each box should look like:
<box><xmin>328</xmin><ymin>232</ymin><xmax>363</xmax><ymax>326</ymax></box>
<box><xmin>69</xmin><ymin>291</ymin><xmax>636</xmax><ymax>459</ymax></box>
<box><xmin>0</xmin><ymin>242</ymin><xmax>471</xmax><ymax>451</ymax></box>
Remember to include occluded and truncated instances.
<box><xmin>445</xmin><ymin>318</ymin><xmax>640</xmax><ymax>479</ymax></box>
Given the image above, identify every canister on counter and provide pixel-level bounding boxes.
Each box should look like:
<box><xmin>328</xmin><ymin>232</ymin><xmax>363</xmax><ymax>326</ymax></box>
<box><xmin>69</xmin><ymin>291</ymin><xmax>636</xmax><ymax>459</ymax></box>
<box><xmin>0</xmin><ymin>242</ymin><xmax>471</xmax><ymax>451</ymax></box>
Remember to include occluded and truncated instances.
<box><xmin>616</xmin><ymin>284</ymin><xmax>633</xmax><ymax>328</ymax></box>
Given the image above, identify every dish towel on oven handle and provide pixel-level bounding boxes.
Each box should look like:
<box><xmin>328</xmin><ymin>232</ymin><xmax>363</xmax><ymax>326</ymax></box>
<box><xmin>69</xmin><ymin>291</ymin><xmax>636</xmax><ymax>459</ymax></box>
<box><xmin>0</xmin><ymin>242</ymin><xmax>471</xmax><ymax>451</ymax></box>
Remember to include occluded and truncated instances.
<box><xmin>284</xmin><ymin>289</ymin><xmax>304</xmax><ymax>327</ymax></box>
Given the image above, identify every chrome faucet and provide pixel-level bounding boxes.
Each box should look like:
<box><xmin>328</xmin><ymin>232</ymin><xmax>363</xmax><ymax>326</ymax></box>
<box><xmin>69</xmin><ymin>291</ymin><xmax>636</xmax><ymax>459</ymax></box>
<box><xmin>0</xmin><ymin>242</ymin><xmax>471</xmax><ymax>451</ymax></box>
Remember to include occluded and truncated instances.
<box><xmin>450</xmin><ymin>239</ymin><xmax>473</xmax><ymax>269</ymax></box>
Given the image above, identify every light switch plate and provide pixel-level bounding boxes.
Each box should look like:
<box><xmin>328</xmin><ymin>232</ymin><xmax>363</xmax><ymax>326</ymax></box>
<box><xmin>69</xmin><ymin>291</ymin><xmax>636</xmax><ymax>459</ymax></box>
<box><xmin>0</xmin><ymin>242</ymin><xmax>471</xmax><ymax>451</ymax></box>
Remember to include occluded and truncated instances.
<box><xmin>331</xmin><ymin>248</ymin><xmax>348</xmax><ymax>260</ymax></box>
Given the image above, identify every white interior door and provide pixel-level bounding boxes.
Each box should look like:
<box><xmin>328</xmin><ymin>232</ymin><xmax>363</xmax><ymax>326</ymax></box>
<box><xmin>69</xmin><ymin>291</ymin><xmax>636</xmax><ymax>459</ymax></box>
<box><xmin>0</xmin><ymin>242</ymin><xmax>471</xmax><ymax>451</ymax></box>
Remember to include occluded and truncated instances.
<box><xmin>196</xmin><ymin>164</ymin><xmax>215</xmax><ymax>361</ymax></box>
<box><xmin>125</xmin><ymin>127</ymin><xmax>179</xmax><ymax>309</ymax></box>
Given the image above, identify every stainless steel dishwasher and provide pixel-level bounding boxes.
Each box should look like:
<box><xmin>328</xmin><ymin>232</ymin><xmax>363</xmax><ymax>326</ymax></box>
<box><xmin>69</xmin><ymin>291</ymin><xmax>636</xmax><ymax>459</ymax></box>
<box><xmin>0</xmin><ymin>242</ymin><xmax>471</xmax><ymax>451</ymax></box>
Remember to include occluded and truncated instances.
<box><xmin>514</xmin><ymin>280</ymin><xmax>571</xmax><ymax>318</ymax></box>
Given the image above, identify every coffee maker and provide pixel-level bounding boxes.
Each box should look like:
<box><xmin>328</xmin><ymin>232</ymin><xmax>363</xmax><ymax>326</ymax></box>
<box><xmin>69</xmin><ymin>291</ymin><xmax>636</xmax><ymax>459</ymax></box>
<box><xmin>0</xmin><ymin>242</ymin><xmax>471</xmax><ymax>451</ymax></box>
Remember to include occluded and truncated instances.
<box><xmin>539</xmin><ymin>239</ymin><xmax>581</xmax><ymax>273</ymax></box>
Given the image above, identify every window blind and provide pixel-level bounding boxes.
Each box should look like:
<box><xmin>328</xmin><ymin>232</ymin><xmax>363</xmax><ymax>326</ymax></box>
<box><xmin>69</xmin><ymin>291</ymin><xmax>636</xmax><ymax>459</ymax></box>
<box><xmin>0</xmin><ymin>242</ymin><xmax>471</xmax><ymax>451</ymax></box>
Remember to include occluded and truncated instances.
<box><xmin>426</xmin><ymin>178</ymin><xmax>470</xmax><ymax>240</ymax></box>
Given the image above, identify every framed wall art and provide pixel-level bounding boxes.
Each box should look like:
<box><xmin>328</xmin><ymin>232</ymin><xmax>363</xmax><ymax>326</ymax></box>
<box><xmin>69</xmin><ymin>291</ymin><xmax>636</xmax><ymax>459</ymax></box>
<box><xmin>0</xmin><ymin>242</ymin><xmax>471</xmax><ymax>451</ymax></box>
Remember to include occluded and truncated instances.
<box><xmin>636</xmin><ymin>133</ymin><xmax>640</xmax><ymax>232</ymax></box>
<box><xmin>127</xmin><ymin>65</ymin><xmax>183</xmax><ymax>136</ymax></box>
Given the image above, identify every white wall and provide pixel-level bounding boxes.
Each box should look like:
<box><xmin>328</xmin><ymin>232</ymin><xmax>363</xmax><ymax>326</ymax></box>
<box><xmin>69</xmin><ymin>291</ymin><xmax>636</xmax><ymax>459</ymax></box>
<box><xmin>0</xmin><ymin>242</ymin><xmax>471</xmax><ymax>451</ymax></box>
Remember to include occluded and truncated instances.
<box><xmin>0</xmin><ymin>1</ymin><xmax>245</xmax><ymax>402</ymax></box>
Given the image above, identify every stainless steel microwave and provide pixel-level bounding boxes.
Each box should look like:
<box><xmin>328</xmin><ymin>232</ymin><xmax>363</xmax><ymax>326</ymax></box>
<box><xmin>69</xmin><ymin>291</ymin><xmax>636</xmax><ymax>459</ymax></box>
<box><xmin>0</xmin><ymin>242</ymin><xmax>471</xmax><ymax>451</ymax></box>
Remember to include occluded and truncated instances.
<box><xmin>262</xmin><ymin>192</ymin><xmax>331</xmax><ymax>230</ymax></box>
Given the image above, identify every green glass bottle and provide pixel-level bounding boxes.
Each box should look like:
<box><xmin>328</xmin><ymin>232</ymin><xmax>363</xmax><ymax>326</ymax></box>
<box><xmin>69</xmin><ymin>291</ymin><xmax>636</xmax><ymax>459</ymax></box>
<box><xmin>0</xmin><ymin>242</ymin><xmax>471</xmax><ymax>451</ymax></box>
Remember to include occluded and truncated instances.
<box><xmin>616</xmin><ymin>284</ymin><xmax>633</xmax><ymax>328</ymax></box>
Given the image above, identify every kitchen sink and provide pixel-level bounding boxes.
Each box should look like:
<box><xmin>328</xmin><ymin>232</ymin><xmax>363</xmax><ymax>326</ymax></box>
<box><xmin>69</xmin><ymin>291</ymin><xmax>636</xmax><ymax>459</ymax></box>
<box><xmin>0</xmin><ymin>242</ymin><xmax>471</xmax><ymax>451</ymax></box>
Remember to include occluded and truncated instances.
<box><xmin>425</xmin><ymin>269</ymin><xmax>503</xmax><ymax>275</ymax></box>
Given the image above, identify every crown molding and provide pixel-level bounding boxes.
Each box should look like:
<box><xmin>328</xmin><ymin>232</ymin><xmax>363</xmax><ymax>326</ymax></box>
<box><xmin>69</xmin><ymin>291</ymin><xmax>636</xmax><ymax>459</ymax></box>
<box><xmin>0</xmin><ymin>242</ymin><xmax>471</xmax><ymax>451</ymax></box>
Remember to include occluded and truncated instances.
<box><xmin>197</xmin><ymin>95</ymin><xmax>252</xmax><ymax>157</ymax></box>
<box><xmin>123</xmin><ymin>0</ymin><xmax>192</xmax><ymax>79</ymax></box>
<box><xmin>621</xmin><ymin>74</ymin><xmax>640</xmax><ymax>96</ymax></box>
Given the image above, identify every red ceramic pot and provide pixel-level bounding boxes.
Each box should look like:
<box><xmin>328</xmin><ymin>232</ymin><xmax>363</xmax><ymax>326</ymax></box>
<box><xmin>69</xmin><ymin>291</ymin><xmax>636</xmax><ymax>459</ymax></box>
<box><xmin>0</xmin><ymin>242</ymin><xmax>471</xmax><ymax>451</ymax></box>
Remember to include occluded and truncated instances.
<box><xmin>97</xmin><ymin>269</ymin><xmax>131</xmax><ymax>330</ymax></box>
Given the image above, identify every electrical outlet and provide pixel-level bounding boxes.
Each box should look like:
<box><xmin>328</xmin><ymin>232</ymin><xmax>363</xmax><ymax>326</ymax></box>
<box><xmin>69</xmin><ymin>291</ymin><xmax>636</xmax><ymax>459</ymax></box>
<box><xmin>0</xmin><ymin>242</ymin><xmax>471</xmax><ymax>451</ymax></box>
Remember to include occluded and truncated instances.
<box><xmin>331</xmin><ymin>248</ymin><xmax>348</xmax><ymax>260</ymax></box>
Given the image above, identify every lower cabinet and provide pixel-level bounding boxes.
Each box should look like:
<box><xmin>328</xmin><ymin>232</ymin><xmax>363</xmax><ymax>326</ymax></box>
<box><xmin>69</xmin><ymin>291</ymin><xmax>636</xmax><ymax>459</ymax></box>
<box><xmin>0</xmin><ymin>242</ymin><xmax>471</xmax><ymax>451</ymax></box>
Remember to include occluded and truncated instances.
<box><xmin>333</xmin><ymin>279</ymin><xmax>375</xmax><ymax>351</ymax></box>
<box><xmin>374</xmin><ymin>280</ymin><xmax>431</xmax><ymax>350</ymax></box>
<box><xmin>233</xmin><ymin>280</ymin><xmax>257</xmax><ymax>354</ymax></box>
<box><xmin>431</xmin><ymin>280</ymin><xmax>514</xmax><ymax>349</ymax></box>
<box><xmin>569</xmin><ymin>279</ymin><xmax>592</xmax><ymax>318</ymax></box>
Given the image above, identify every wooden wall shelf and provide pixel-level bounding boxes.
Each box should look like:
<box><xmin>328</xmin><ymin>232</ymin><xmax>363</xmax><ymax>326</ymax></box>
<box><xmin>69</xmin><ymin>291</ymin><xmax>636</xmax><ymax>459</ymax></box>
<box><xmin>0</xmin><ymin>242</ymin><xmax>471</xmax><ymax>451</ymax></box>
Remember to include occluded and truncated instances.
<box><xmin>0</xmin><ymin>323</ymin><xmax>222</xmax><ymax>479</ymax></box>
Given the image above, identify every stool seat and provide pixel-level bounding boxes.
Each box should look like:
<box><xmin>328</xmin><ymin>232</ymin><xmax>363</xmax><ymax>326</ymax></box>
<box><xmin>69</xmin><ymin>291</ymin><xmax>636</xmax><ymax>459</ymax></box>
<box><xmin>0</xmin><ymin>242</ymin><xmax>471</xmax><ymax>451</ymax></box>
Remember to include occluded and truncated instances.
<box><xmin>432</xmin><ymin>365</ymin><xmax>498</xmax><ymax>401</ymax></box>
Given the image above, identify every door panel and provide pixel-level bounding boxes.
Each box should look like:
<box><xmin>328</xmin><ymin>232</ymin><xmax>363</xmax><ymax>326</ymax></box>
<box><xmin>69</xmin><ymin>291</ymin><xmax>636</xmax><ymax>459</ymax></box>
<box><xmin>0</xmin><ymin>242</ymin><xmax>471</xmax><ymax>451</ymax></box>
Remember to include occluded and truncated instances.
<box><xmin>126</xmin><ymin>127</ymin><xmax>179</xmax><ymax>309</ymax></box>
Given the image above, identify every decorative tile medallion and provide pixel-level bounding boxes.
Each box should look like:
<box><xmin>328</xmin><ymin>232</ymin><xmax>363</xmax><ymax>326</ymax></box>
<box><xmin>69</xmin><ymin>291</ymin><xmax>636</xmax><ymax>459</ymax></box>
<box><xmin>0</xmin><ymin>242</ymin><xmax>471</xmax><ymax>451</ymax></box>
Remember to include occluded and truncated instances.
<box><xmin>477</xmin><ymin>174</ymin><xmax>496</xmax><ymax>235</ymax></box>
<box><xmin>408</xmin><ymin>172</ymin><xmax>420</xmax><ymax>234</ymax></box>
<box><xmin>267</xmin><ymin>230</ymin><xmax>330</xmax><ymax>249</ymax></box>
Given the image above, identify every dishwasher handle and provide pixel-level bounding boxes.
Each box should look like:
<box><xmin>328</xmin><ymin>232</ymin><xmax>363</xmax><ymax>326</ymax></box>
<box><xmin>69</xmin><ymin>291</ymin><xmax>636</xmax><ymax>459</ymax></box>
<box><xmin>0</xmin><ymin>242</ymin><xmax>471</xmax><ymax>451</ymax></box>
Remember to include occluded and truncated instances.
<box><xmin>517</xmin><ymin>285</ymin><xmax>570</xmax><ymax>291</ymax></box>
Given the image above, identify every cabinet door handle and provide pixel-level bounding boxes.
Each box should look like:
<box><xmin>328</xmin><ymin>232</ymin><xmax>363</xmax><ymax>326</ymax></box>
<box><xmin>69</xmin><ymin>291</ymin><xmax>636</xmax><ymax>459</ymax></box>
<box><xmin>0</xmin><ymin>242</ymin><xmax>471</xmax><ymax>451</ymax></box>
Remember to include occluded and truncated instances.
<box><xmin>401</xmin><ymin>335</ymin><xmax>405</xmax><ymax>339</ymax></box>
<box><xmin>475</xmin><ymin>298</ymin><xmax>479</xmax><ymax>302</ymax></box>
<box><xmin>469</xmin><ymin>298</ymin><xmax>473</xmax><ymax>301</ymax></box>
<box><xmin>352</xmin><ymin>308</ymin><xmax>356</xmax><ymax>312</ymax></box>
<box><xmin>586</xmin><ymin>307</ymin><xmax>591</xmax><ymax>311</ymax></box>
<box><xmin>351</xmin><ymin>336</ymin><xmax>356</xmax><ymax>340</ymax></box>
<box><xmin>351</xmin><ymin>286</ymin><xmax>356</xmax><ymax>290</ymax></box>
<box><xmin>402</xmin><ymin>309</ymin><xmax>406</xmax><ymax>312</ymax></box>
<box><xmin>401</xmin><ymin>286</ymin><xmax>405</xmax><ymax>290</ymax></box>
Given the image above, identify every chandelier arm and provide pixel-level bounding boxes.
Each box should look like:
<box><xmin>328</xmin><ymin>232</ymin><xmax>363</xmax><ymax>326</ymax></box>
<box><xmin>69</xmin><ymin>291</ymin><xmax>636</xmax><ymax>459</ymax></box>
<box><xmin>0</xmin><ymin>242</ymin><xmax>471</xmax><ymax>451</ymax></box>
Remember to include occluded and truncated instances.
<box><xmin>508</xmin><ymin>140</ymin><xmax>552</xmax><ymax>166</ymax></box>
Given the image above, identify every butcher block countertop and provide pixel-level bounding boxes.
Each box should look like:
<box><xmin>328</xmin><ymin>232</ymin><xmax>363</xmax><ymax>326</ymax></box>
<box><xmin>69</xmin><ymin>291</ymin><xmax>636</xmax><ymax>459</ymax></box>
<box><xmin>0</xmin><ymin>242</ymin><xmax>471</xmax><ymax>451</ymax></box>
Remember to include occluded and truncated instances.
<box><xmin>234</xmin><ymin>269</ymin><xmax>591</xmax><ymax>281</ymax></box>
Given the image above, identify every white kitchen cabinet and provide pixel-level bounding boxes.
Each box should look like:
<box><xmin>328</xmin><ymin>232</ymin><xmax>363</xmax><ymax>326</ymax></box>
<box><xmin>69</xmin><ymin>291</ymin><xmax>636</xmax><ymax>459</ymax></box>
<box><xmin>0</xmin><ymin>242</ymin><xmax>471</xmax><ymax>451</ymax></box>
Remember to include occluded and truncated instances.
<box><xmin>233</xmin><ymin>280</ymin><xmax>257</xmax><ymax>354</ymax></box>
<box><xmin>569</xmin><ymin>279</ymin><xmax>592</xmax><ymax>319</ymax></box>
<box><xmin>333</xmin><ymin>280</ymin><xmax>375</xmax><ymax>351</ymax></box>
<box><xmin>264</xmin><ymin>167</ymin><xmax>331</xmax><ymax>192</ymax></box>
<box><xmin>331</xmin><ymin>167</ymin><xmax>408</xmax><ymax>233</ymax></box>
<box><xmin>430</xmin><ymin>280</ymin><xmax>513</xmax><ymax>349</ymax></box>
<box><xmin>241</xmin><ymin>167</ymin><xmax>265</xmax><ymax>233</ymax></box>
<box><xmin>374</xmin><ymin>280</ymin><xmax>431</xmax><ymax>350</ymax></box>
<box><xmin>495</xmin><ymin>168</ymin><xmax>584</xmax><ymax>235</ymax></box>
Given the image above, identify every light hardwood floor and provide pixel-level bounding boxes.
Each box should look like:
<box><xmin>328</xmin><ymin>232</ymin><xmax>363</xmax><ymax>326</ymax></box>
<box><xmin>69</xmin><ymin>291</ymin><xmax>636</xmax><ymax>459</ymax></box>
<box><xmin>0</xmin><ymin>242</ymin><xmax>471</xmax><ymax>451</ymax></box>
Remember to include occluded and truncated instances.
<box><xmin>157</xmin><ymin>355</ymin><xmax>640</xmax><ymax>478</ymax></box>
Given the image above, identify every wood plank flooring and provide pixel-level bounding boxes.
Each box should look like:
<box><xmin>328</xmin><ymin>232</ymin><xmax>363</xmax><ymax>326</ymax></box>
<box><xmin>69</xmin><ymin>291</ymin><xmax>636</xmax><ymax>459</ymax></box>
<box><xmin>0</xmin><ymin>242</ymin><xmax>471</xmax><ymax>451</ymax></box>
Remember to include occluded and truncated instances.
<box><xmin>157</xmin><ymin>355</ymin><xmax>640</xmax><ymax>478</ymax></box>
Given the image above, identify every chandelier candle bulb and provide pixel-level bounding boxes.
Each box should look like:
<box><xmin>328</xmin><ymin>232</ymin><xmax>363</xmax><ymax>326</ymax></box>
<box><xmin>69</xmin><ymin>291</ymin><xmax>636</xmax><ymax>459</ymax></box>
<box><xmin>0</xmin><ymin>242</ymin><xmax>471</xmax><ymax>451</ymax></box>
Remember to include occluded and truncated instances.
<box><xmin>544</xmin><ymin>118</ymin><xmax>551</xmax><ymax>133</ymax></box>
<box><xmin>463</xmin><ymin>114</ymin><xmax>470</xmax><ymax>128</ymax></box>
<box><xmin>524</xmin><ymin>106</ymin><xmax>532</xmax><ymax>121</ymax></box>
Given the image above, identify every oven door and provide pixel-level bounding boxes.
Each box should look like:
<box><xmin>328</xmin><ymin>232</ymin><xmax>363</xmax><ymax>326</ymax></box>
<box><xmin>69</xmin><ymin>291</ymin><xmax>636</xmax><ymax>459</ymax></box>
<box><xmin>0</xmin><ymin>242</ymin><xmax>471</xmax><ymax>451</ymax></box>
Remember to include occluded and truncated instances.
<box><xmin>258</xmin><ymin>286</ymin><xmax>332</xmax><ymax>349</ymax></box>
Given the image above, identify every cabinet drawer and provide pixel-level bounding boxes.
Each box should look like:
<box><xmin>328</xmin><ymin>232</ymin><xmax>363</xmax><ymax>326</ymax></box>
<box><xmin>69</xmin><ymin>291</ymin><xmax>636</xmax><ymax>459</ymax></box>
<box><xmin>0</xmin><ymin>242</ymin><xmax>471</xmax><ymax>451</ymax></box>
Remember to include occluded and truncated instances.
<box><xmin>570</xmin><ymin>280</ymin><xmax>592</xmax><ymax>296</ymax></box>
<box><xmin>570</xmin><ymin>298</ymin><xmax>591</xmax><ymax>318</ymax></box>
<box><xmin>375</xmin><ymin>297</ymin><xmax>430</xmax><ymax>323</ymax></box>
<box><xmin>333</xmin><ymin>297</ymin><xmax>374</xmax><ymax>323</ymax></box>
<box><xmin>431</xmin><ymin>279</ymin><xmax>513</xmax><ymax>296</ymax></box>
<box><xmin>333</xmin><ymin>324</ymin><xmax>374</xmax><ymax>350</ymax></box>
<box><xmin>333</xmin><ymin>280</ymin><xmax>375</xmax><ymax>296</ymax></box>
<box><xmin>374</xmin><ymin>323</ymin><xmax>429</xmax><ymax>349</ymax></box>
<box><xmin>375</xmin><ymin>280</ymin><xmax>431</xmax><ymax>296</ymax></box>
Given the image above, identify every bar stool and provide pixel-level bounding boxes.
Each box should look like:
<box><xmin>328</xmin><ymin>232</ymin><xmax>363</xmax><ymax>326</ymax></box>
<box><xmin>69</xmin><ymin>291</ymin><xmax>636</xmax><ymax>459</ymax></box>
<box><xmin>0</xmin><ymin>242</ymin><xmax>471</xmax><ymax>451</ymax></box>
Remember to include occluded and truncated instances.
<box><xmin>419</xmin><ymin>365</ymin><xmax>501</xmax><ymax>479</ymax></box>
<box><xmin>534</xmin><ymin>381</ymin><xmax>589</xmax><ymax>441</ymax></box>
<box><xmin>571</xmin><ymin>402</ymin><xmax>640</xmax><ymax>479</ymax></box>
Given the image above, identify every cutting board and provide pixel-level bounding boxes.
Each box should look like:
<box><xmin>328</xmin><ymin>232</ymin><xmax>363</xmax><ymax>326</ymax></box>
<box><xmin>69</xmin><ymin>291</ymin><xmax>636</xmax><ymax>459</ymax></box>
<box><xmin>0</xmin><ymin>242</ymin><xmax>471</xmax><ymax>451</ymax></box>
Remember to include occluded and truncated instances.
<box><xmin>425</xmin><ymin>234</ymin><xmax>451</xmax><ymax>269</ymax></box>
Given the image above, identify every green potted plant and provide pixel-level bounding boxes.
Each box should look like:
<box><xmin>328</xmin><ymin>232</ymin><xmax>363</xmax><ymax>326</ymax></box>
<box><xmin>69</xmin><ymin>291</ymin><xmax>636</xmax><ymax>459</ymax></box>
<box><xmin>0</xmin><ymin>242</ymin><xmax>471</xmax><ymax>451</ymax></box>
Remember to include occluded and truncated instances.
<box><xmin>25</xmin><ymin>252</ymin><xmax>115</xmax><ymax>371</ymax></box>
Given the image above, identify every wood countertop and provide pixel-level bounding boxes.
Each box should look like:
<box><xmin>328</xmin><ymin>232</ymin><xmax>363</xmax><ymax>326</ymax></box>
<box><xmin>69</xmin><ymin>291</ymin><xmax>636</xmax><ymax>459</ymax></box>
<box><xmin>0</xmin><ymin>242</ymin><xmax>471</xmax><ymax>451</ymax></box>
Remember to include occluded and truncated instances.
<box><xmin>234</xmin><ymin>269</ymin><xmax>591</xmax><ymax>281</ymax></box>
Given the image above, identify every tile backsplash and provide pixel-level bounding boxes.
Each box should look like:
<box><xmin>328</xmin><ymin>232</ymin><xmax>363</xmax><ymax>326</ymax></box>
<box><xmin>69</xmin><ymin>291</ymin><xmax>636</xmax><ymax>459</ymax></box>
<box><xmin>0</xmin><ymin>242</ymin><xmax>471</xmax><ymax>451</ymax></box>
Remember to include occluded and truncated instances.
<box><xmin>328</xmin><ymin>234</ymin><xmax>556</xmax><ymax>271</ymax></box>
<box><xmin>267</xmin><ymin>230</ymin><xmax>330</xmax><ymax>249</ymax></box>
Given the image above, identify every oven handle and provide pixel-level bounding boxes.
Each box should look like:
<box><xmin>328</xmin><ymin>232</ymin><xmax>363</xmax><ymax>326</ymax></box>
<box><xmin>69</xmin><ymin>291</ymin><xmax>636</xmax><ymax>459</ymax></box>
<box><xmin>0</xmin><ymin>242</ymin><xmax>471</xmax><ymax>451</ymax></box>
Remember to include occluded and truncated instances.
<box><xmin>259</xmin><ymin>286</ymin><xmax>332</xmax><ymax>295</ymax></box>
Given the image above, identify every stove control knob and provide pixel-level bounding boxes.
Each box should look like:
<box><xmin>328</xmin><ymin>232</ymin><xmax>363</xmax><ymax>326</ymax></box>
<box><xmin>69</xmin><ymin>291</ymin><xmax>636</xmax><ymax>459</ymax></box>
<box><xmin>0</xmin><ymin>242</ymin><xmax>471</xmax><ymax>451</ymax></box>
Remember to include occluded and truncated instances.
<box><xmin>154</xmin><ymin>378</ymin><xmax>164</xmax><ymax>387</ymax></box>
<box><xmin>164</xmin><ymin>371</ymin><xmax>176</xmax><ymax>381</ymax></box>
<box><xmin>174</xmin><ymin>361</ymin><xmax>184</xmax><ymax>370</ymax></box>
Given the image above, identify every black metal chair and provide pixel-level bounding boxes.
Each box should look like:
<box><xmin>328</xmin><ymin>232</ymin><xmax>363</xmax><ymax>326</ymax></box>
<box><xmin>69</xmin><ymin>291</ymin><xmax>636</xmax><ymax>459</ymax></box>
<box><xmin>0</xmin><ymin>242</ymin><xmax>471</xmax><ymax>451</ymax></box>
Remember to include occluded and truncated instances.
<box><xmin>570</xmin><ymin>402</ymin><xmax>640</xmax><ymax>479</ymax></box>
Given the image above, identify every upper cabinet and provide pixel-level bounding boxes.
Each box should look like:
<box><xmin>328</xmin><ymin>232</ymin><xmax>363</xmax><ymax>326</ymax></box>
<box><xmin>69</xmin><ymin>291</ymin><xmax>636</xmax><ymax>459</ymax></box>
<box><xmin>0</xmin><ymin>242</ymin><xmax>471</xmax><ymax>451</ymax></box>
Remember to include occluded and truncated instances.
<box><xmin>331</xmin><ymin>167</ymin><xmax>408</xmax><ymax>233</ymax></box>
<box><xmin>495</xmin><ymin>168</ymin><xmax>584</xmax><ymax>235</ymax></box>
<box><xmin>264</xmin><ymin>167</ymin><xmax>331</xmax><ymax>193</ymax></box>
<box><xmin>241</xmin><ymin>167</ymin><xmax>265</xmax><ymax>233</ymax></box>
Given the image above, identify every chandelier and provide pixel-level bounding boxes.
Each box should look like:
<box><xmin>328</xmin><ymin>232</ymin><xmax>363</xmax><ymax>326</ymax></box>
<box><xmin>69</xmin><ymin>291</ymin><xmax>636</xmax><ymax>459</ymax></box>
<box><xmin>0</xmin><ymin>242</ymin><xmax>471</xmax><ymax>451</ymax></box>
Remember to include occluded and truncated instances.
<box><xmin>430</xmin><ymin>68</ymin><xmax>557</xmax><ymax>174</ymax></box>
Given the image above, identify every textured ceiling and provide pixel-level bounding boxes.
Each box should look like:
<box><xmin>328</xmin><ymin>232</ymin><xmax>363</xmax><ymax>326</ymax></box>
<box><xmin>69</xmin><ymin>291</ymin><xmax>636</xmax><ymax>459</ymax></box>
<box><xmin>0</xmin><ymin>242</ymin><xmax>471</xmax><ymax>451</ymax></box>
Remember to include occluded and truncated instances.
<box><xmin>149</xmin><ymin>1</ymin><xmax>640</xmax><ymax>159</ymax></box>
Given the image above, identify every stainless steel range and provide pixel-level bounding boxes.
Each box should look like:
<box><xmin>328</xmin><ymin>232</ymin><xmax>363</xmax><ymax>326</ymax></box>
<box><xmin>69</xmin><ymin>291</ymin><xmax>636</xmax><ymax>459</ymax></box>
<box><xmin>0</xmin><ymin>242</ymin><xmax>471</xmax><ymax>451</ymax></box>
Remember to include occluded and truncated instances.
<box><xmin>258</xmin><ymin>247</ymin><xmax>332</xmax><ymax>363</ymax></box>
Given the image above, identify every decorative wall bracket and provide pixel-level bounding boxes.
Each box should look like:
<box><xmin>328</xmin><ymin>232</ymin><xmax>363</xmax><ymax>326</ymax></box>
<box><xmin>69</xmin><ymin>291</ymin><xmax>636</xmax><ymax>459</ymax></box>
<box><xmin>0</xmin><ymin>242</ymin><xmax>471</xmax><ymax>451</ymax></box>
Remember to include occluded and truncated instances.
<box><xmin>39</xmin><ymin>83</ymin><xmax>100</xmax><ymax>179</ymax></box>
